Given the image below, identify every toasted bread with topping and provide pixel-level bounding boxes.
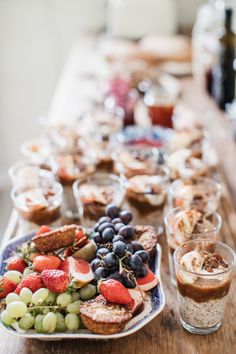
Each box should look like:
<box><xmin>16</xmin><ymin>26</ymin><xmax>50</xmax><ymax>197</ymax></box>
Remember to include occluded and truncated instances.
<box><xmin>133</xmin><ymin>225</ymin><xmax>159</xmax><ymax>256</ymax></box>
<box><xmin>32</xmin><ymin>225</ymin><xmax>79</xmax><ymax>252</ymax></box>
<box><xmin>80</xmin><ymin>295</ymin><xmax>132</xmax><ymax>334</ymax></box>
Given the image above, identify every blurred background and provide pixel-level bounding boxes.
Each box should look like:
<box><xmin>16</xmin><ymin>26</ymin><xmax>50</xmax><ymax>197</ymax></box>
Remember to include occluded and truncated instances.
<box><xmin>0</xmin><ymin>0</ymin><xmax>236</xmax><ymax>233</ymax></box>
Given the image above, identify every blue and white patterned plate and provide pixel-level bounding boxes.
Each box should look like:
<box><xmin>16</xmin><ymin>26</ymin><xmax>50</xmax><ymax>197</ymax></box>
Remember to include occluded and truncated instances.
<box><xmin>0</xmin><ymin>233</ymin><xmax>165</xmax><ymax>340</ymax></box>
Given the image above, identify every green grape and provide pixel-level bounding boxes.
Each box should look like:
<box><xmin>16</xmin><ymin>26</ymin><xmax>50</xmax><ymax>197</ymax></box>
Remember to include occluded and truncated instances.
<box><xmin>23</xmin><ymin>268</ymin><xmax>34</xmax><ymax>278</ymax></box>
<box><xmin>31</xmin><ymin>288</ymin><xmax>49</xmax><ymax>305</ymax></box>
<box><xmin>44</xmin><ymin>291</ymin><xmax>56</xmax><ymax>305</ymax></box>
<box><xmin>42</xmin><ymin>312</ymin><xmax>57</xmax><ymax>333</ymax></box>
<box><xmin>79</xmin><ymin>284</ymin><xmax>96</xmax><ymax>301</ymax></box>
<box><xmin>71</xmin><ymin>292</ymin><xmax>80</xmax><ymax>302</ymax></box>
<box><xmin>66</xmin><ymin>301</ymin><xmax>81</xmax><ymax>315</ymax></box>
<box><xmin>6</xmin><ymin>293</ymin><xmax>20</xmax><ymax>305</ymax></box>
<box><xmin>42</xmin><ymin>308</ymin><xmax>50</xmax><ymax>315</ymax></box>
<box><xmin>6</xmin><ymin>301</ymin><xmax>27</xmax><ymax>318</ymax></box>
<box><xmin>56</xmin><ymin>293</ymin><xmax>72</xmax><ymax>308</ymax></box>
<box><xmin>65</xmin><ymin>313</ymin><xmax>80</xmax><ymax>331</ymax></box>
<box><xmin>4</xmin><ymin>270</ymin><xmax>22</xmax><ymax>284</ymax></box>
<box><xmin>19</xmin><ymin>288</ymin><xmax>33</xmax><ymax>304</ymax></box>
<box><xmin>55</xmin><ymin>312</ymin><xmax>66</xmax><ymax>332</ymax></box>
<box><xmin>1</xmin><ymin>310</ymin><xmax>15</xmax><ymax>326</ymax></box>
<box><xmin>34</xmin><ymin>314</ymin><xmax>44</xmax><ymax>333</ymax></box>
<box><xmin>18</xmin><ymin>313</ymin><xmax>35</xmax><ymax>330</ymax></box>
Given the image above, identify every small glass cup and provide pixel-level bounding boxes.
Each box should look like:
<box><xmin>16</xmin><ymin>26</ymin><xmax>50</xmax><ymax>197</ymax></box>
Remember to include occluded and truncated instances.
<box><xmin>174</xmin><ymin>239</ymin><xmax>235</xmax><ymax>334</ymax></box>
<box><xmin>144</xmin><ymin>85</ymin><xmax>175</xmax><ymax>128</ymax></box>
<box><xmin>11</xmin><ymin>180</ymin><xmax>63</xmax><ymax>233</ymax></box>
<box><xmin>114</xmin><ymin>144</ymin><xmax>161</xmax><ymax>179</ymax></box>
<box><xmin>164</xmin><ymin>207</ymin><xmax>222</xmax><ymax>284</ymax></box>
<box><xmin>20</xmin><ymin>136</ymin><xmax>52</xmax><ymax>164</ymax></box>
<box><xmin>73</xmin><ymin>172</ymin><xmax>125</xmax><ymax>227</ymax></box>
<box><xmin>8</xmin><ymin>160</ymin><xmax>56</xmax><ymax>188</ymax></box>
<box><xmin>168</xmin><ymin>177</ymin><xmax>221</xmax><ymax>214</ymax></box>
<box><xmin>55</xmin><ymin>152</ymin><xmax>96</xmax><ymax>220</ymax></box>
<box><xmin>125</xmin><ymin>165</ymin><xmax>170</xmax><ymax>226</ymax></box>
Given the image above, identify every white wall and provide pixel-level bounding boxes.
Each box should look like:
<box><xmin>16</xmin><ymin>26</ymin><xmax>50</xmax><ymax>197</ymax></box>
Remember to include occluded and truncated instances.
<box><xmin>0</xmin><ymin>0</ymin><xmax>106</xmax><ymax>184</ymax></box>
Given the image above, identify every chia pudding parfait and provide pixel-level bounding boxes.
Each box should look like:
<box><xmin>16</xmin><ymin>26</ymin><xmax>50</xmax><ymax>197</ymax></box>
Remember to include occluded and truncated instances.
<box><xmin>174</xmin><ymin>239</ymin><xmax>235</xmax><ymax>334</ymax></box>
<box><xmin>168</xmin><ymin>177</ymin><xmax>221</xmax><ymax>214</ymax></box>
<box><xmin>164</xmin><ymin>207</ymin><xmax>222</xmax><ymax>284</ymax></box>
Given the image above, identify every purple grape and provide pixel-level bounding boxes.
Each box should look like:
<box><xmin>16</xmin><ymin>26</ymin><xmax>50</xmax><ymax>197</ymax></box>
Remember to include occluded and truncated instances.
<box><xmin>131</xmin><ymin>241</ymin><xmax>144</xmax><ymax>252</ymax></box>
<box><xmin>102</xmin><ymin>228</ymin><xmax>115</xmax><ymax>242</ymax></box>
<box><xmin>119</xmin><ymin>226</ymin><xmax>134</xmax><ymax>239</ymax></box>
<box><xmin>105</xmin><ymin>204</ymin><xmax>120</xmax><ymax>219</ymax></box>
<box><xmin>119</xmin><ymin>210</ymin><xmax>133</xmax><ymax>225</ymax></box>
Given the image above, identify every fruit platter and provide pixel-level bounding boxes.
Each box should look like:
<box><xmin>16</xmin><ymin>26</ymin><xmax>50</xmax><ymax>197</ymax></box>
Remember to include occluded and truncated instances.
<box><xmin>0</xmin><ymin>205</ymin><xmax>165</xmax><ymax>339</ymax></box>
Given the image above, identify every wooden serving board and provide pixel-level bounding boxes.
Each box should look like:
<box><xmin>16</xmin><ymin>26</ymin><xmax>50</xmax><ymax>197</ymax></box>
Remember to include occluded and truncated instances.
<box><xmin>1</xmin><ymin>38</ymin><xmax>236</xmax><ymax>354</ymax></box>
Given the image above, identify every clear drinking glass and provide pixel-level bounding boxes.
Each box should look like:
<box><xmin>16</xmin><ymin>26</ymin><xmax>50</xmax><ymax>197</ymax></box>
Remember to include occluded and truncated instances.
<box><xmin>125</xmin><ymin>165</ymin><xmax>170</xmax><ymax>226</ymax></box>
<box><xmin>73</xmin><ymin>172</ymin><xmax>125</xmax><ymax>227</ymax></box>
<box><xmin>11</xmin><ymin>180</ymin><xmax>63</xmax><ymax>233</ymax></box>
<box><xmin>168</xmin><ymin>177</ymin><xmax>221</xmax><ymax>214</ymax></box>
<box><xmin>164</xmin><ymin>207</ymin><xmax>222</xmax><ymax>284</ymax></box>
<box><xmin>8</xmin><ymin>160</ymin><xmax>56</xmax><ymax>188</ymax></box>
<box><xmin>174</xmin><ymin>239</ymin><xmax>235</xmax><ymax>334</ymax></box>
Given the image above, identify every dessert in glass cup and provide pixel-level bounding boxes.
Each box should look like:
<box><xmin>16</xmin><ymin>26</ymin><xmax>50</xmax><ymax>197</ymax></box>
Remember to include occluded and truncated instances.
<box><xmin>174</xmin><ymin>239</ymin><xmax>235</xmax><ymax>334</ymax></box>
<box><xmin>125</xmin><ymin>165</ymin><xmax>169</xmax><ymax>225</ymax></box>
<box><xmin>168</xmin><ymin>177</ymin><xmax>221</xmax><ymax>214</ymax></box>
<box><xmin>73</xmin><ymin>172</ymin><xmax>125</xmax><ymax>227</ymax></box>
<box><xmin>8</xmin><ymin>160</ymin><xmax>56</xmax><ymax>189</ymax></box>
<box><xmin>114</xmin><ymin>144</ymin><xmax>161</xmax><ymax>179</ymax></box>
<box><xmin>11</xmin><ymin>179</ymin><xmax>63</xmax><ymax>232</ymax></box>
<box><xmin>55</xmin><ymin>152</ymin><xmax>96</xmax><ymax>219</ymax></box>
<box><xmin>164</xmin><ymin>207</ymin><xmax>222</xmax><ymax>283</ymax></box>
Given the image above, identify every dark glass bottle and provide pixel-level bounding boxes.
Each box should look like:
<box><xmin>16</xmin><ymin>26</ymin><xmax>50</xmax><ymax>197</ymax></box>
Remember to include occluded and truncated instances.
<box><xmin>212</xmin><ymin>8</ymin><xmax>236</xmax><ymax>110</ymax></box>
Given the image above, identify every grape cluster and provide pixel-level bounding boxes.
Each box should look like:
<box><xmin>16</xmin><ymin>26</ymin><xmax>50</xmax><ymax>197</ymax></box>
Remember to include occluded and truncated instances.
<box><xmin>1</xmin><ymin>285</ymin><xmax>96</xmax><ymax>333</ymax></box>
<box><xmin>91</xmin><ymin>204</ymin><xmax>150</xmax><ymax>288</ymax></box>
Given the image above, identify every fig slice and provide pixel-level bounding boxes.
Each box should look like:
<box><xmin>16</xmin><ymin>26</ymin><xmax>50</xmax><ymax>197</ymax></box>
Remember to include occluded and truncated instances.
<box><xmin>72</xmin><ymin>240</ymin><xmax>97</xmax><ymax>262</ymax></box>
<box><xmin>67</xmin><ymin>257</ymin><xmax>94</xmax><ymax>288</ymax></box>
<box><xmin>136</xmin><ymin>267</ymin><xmax>158</xmax><ymax>291</ymax></box>
<box><xmin>127</xmin><ymin>288</ymin><xmax>145</xmax><ymax>314</ymax></box>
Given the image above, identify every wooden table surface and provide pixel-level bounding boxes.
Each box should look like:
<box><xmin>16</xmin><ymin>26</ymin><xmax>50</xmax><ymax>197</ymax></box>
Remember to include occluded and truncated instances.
<box><xmin>1</xmin><ymin>44</ymin><xmax>236</xmax><ymax>354</ymax></box>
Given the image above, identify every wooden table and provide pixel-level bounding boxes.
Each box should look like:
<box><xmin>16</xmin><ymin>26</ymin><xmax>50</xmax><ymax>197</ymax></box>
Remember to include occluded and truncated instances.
<box><xmin>1</xmin><ymin>41</ymin><xmax>236</xmax><ymax>354</ymax></box>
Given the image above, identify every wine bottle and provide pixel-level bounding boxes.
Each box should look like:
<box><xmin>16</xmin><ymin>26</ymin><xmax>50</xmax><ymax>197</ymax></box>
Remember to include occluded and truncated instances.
<box><xmin>212</xmin><ymin>8</ymin><xmax>236</xmax><ymax>110</ymax></box>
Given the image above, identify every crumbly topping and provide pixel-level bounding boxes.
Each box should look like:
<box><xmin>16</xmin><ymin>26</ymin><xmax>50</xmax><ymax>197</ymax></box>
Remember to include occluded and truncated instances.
<box><xmin>202</xmin><ymin>252</ymin><xmax>229</xmax><ymax>273</ymax></box>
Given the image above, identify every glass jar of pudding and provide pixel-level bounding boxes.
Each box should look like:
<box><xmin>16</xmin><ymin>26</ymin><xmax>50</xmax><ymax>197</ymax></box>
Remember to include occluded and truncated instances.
<box><xmin>20</xmin><ymin>136</ymin><xmax>52</xmax><ymax>165</ymax></box>
<box><xmin>174</xmin><ymin>239</ymin><xmax>235</xmax><ymax>334</ymax></box>
<box><xmin>73</xmin><ymin>172</ymin><xmax>125</xmax><ymax>227</ymax></box>
<box><xmin>8</xmin><ymin>160</ymin><xmax>56</xmax><ymax>189</ymax></box>
<box><xmin>114</xmin><ymin>144</ymin><xmax>161</xmax><ymax>179</ymax></box>
<box><xmin>125</xmin><ymin>165</ymin><xmax>170</xmax><ymax>226</ymax></box>
<box><xmin>144</xmin><ymin>86</ymin><xmax>175</xmax><ymax>128</ymax></box>
<box><xmin>55</xmin><ymin>152</ymin><xmax>96</xmax><ymax>220</ymax></box>
<box><xmin>164</xmin><ymin>207</ymin><xmax>222</xmax><ymax>284</ymax></box>
<box><xmin>83</xmin><ymin>106</ymin><xmax>124</xmax><ymax>170</ymax></box>
<box><xmin>11</xmin><ymin>180</ymin><xmax>63</xmax><ymax>233</ymax></box>
<box><xmin>168</xmin><ymin>177</ymin><xmax>221</xmax><ymax>214</ymax></box>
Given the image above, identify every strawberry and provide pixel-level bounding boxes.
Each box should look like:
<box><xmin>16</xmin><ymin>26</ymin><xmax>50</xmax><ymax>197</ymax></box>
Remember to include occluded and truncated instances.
<box><xmin>36</xmin><ymin>225</ymin><xmax>52</xmax><ymax>236</ymax></box>
<box><xmin>15</xmin><ymin>273</ymin><xmax>43</xmax><ymax>294</ymax></box>
<box><xmin>0</xmin><ymin>277</ymin><xmax>17</xmax><ymax>298</ymax></box>
<box><xmin>41</xmin><ymin>269</ymin><xmax>70</xmax><ymax>293</ymax></box>
<box><xmin>136</xmin><ymin>266</ymin><xmax>158</xmax><ymax>291</ymax></box>
<box><xmin>98</xmin><ymin>279</ymin><xmax>133</xmax><ymax>305</ymax></box>
<box><xmin>33</xmin><ymin>255</ymin><xmax>62</xmax><ymax>272</ymax></box>
<box><xmin>7</xmin><ymin>257</ymin><xmax>27</xmax><ymax>273</ymax></box>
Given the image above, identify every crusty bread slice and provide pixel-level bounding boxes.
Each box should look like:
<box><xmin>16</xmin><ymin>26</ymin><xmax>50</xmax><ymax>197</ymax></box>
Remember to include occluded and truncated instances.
<box><xmin>32</xmin><ymin>224</ymin><xmax>79</xmax><ymax>252</ymax></box>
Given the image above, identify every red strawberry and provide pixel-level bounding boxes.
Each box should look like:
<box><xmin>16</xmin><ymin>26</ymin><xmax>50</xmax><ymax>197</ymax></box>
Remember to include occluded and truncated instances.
<box><xmin>7</xmin><ymin>257</ymin><xmax>27</xmax><ymax>273</ymax></box>
<box><xmin>136</xmin><ymin>267</ymin><xmax>158</xmax><ymax>291</ymax></box>
<box><xmin>41</xmin><ymin>269</ymin><xmax>70</xmax><ymax>293</ymax></box>
<box><xmin>36</xmin><ymin>225</ymin><xmax>52</xmax><ymax>236</ymax></box>
<box><xmin>15</xmin><ymin>273</ymin><xmax>43</xmax><ymax>294</ymax></box>
<box><xmin>98</xmin><ymin>279</ymin><xmax>133</xmax><ymax>305</ymax></box>
<box><xmin>0</xmin><ymin>277</ymin><xmax>17</xmax><ymax>298</ymax></box>
<box><xmin>33</xmin><ymin>255</ymin><xmax>62</xmax><ymax>272</ymax></box>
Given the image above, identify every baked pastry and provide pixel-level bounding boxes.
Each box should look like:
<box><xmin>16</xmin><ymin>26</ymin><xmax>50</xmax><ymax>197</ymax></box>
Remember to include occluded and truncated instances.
<box><xmin>80</xmin><ymin>295</ymin><xmax>132</xmax><ymax>334</ymax></box>
<box><xmin>132</xmin><ymin>225</ymin><xmax>159</xmax><ymax>256</ymax></box>
<box><xmin>32</xmin><ymin>224</ymin><xmax>79</xmax><ymax>252</ymax></box>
